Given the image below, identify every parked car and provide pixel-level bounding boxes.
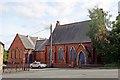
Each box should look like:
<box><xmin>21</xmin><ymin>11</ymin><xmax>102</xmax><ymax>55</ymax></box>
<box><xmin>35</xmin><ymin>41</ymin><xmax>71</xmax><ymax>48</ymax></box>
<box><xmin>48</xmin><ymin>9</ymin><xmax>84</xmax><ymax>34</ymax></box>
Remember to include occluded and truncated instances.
<box><xmin>30</xmin><ymin>62</ymin><xmax>47</xmax><ymax>69</ymax></box>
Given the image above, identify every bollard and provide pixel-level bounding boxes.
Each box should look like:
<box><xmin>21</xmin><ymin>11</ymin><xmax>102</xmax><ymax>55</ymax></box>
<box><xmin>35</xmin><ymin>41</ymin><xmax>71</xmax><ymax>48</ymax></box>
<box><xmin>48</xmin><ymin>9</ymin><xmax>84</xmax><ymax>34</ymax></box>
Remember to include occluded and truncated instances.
<box><xmin>24</xmin><ymin>67</ymin><xmax>25</xmax><ymax>71</ymax></box>
<box><xmin>28</xmin><ymin>65</ymin><xmax>30</xmax><ymax>71</ymax></box>
<box><xmin>15</xmin><ymin>65</ymin><xmax>17</xmax><ymax>72</ymax></box>
<box><xmin>28</xmin><ymin>65</ymin><xmax>29</xmax><ymax>71</ymax></box>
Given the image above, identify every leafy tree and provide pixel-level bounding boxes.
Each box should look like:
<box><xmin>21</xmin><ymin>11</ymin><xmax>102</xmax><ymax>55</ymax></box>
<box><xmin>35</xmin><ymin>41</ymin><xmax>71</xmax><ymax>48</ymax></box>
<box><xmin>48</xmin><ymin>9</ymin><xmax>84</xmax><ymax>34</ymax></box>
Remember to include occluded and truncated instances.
<box><xmin>88</xmin><ymin>7</ymin><xmax>111</xmax><ymax>64</ymax></box>
<box><xmin>3</xmin><ymin>50</ymin><xmax>8</xmax><ymax>63</ymax></box>
<box><xmin>109</xmin><ymin>15</ymin><xmax>120</xmax><ymax>64</ymax></box>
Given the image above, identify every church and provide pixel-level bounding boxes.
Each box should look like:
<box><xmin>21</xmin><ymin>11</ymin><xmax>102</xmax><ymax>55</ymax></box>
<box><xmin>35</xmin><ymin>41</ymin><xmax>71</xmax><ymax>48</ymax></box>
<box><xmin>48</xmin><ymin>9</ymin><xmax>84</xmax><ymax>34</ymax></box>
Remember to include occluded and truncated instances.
<box><xmin>44</xmin><ymin>20</ymin><xmax>96</xmax><ymax>68</ymax></box>
<box><xmin>8</xmin><ymin>20</ymin><xmax>97</xmax><ymax>68</ymax></box>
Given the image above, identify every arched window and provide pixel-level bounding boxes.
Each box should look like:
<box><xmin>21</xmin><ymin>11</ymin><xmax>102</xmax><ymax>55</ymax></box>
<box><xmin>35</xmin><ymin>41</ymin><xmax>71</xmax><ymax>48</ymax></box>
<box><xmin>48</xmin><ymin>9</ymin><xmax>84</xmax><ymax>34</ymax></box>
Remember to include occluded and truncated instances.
<box><xmin>17</xmin><ymin>48</ymin><xmax>21</xmax><ymax>59</ymax></box>
<box><xmin>58</xmin><ymin>48</ymin><xmax>64</xmax><ymax>60</ymax></box>
<box><xmin>78</xmin><ymin>51</ymin><xmax>85</xmax><ymax>64</ymax></box>
<box><xmin>11</xmin><ymin>50</ymin><xmax>13</xmax><ymax>59</ymax></box>
<box><xmin>19</xmin><ymin>48</ymin><xmax>22</xmax><ymax>59</ymax></box>
<box><xmin>15</xmin><ymin>49</ymin><xmax>17</xmax><ymax>59</ymax></box>
<box><xmin>70</xmin><ymin>47</ymin><xmax>76</xmax><ymax>61</ymax></box>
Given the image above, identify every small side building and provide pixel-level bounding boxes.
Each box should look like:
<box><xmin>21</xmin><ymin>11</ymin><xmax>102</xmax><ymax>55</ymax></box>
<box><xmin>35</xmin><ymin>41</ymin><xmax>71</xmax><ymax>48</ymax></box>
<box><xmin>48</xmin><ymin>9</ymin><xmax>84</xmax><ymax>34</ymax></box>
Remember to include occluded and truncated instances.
<box><xmin>34</xmin><ymin>39</ymin><xmax>48</xmax><ymax>63</ymax></box>
<box><xmin>0</xmin><ymin>41</ymin><xmax>4</xmax><ymax>73</ymax></box>
<box><xmin>8</xmin><ymin>34</ymin><xmax>38</xmax><ymax>64</ymax></box>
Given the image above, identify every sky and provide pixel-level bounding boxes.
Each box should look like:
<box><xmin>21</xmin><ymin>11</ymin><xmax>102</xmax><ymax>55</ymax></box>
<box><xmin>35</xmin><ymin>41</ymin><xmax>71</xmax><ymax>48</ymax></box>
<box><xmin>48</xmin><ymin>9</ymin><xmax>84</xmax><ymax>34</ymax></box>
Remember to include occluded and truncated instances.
<box><xmin>0</xmin><ymin>0</ymin><xmax>119</xmax><ymax>50</ymax></box>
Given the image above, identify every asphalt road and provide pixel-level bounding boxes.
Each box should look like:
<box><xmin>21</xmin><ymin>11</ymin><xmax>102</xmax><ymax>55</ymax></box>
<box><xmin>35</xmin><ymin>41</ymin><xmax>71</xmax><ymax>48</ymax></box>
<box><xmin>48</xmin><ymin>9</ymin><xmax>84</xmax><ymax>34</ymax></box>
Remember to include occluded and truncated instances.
<box><xmin>2</xmin><ymin>68</ymin><xmax>119</xmax><ymax>78</ymax></box>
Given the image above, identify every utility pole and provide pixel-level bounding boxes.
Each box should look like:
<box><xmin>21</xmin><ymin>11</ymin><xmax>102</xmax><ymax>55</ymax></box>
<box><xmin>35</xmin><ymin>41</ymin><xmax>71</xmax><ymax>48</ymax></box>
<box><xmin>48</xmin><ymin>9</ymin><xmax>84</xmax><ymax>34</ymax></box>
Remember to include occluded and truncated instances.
<box><xmin>50</xmin><ymin>24</ymin><xmax>52</xmax><ymax>67</ymax></box>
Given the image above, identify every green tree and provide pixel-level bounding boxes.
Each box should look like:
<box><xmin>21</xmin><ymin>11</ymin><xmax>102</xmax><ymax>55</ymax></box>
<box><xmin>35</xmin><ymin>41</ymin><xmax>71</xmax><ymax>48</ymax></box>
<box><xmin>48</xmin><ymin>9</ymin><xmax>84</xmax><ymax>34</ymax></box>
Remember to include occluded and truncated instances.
<box><xmin>3</xmin><ymin>50</ymin><xmax>8</xmax><ymax>63</ymax></box>
<box><xmin>110</xmin><ymin>15</ymin><xmax>120</xmax><ymax>64</ymax></box>
<box><xmin>103</xmin><ymin>15</ymin><xmax>120</xmax><ymax>67</ymax></box>
<box><xmin>88</xmin><ymin>7</ymin><xmax>111</xmax><ymax>64</ymax></box>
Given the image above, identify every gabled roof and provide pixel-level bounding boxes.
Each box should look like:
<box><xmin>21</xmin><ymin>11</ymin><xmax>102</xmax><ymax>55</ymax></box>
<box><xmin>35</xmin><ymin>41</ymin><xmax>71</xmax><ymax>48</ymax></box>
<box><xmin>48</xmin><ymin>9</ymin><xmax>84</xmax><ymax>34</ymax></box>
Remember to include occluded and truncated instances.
<box><xmin>18</xmin><ymin>34</ymin><xmax>38</xmax><ymax>49</ymax></box>
<box><xmin>35</xmin><ymin>39</ymin><xmax>48</xmax><ymax>51</ymax></box>
<box><xmin>48</xmin><ymin>20</ymin><xmax>91</xmax><ymax>44</ymax></box>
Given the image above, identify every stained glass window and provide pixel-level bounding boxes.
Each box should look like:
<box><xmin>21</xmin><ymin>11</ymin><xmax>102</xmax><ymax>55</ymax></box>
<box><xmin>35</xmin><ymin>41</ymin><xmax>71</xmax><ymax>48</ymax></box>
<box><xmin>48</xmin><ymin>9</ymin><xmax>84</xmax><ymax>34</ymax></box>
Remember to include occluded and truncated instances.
<box><xmin>58</xmin><ymin>48</ymin><xmax>64</xmax><ymax>60</ymax></box>
<box><xmin>70</xmin><ymin>47</ymin><xmax>76</xmax><ymax>61</ymax></box>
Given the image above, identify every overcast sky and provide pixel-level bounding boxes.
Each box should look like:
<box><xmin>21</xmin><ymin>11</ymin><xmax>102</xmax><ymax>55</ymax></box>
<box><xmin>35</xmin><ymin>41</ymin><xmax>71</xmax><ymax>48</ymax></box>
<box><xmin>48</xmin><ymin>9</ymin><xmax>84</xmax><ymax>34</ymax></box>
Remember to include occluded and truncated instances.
<box><xmin>0</xmin><ymin>0</ymin><xmax>119</xmax><ymax>50</ymax></box>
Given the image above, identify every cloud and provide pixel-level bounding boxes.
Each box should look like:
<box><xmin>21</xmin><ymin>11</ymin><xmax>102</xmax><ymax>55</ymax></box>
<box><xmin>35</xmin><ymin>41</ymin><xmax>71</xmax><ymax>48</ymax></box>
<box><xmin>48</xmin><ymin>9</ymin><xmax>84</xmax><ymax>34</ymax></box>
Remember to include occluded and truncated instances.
<box><xmin>0</xmin><ymin>3</ymin><xmax>8</xmax><ymax>12</ymax></box>
<box><xmin>0</xmin><ymin>0</ymin><xmax>78</xmax><ymax>3</ymax></box>
<box><xmin>11</xmin><ymin>5</ymin><xmax>33</xmax><ymax>16</ymax></box>
<box><xmin>1</xmin><ymin>0</ymin><xmax>119</xmax><ymax>50</ymax></box>
<box><xmin>1</xmin><ymin>0</ymin><xmax>119</xmax><ymax>27</ymax></box>
<box><xmin>0</xmin><ymin>2</ymin><xmax>47</xmax><ymax>18</ymax></box>
<box><xmin>0</xmin><ymin>0</ymin><xmax>79</xmax><ymax>18</ymax></box>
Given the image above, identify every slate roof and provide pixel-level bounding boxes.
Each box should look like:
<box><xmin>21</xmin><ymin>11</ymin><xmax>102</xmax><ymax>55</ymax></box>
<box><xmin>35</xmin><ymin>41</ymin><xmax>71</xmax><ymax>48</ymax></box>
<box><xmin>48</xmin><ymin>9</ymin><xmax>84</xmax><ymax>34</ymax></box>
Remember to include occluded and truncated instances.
<box><xmin>18</xmin><ymin>34</ymin><xmax>38</xmax><ymax>49</ymax></box>
<box><xmin>48</xmin><ymin>20</ymin><xmax>91</xmax><ymax>44</ymax></box>
<box><xmin>35</xmin><ymin>39</ymin><xmax>48</xmax><ymax>51</ymax></box>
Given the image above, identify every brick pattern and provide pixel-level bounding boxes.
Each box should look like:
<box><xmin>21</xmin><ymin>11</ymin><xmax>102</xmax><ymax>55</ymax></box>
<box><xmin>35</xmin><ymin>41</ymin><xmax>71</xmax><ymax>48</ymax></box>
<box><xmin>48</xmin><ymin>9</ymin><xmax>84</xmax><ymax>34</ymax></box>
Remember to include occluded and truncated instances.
<box><xmin>8</xmin><ymin>34</ymin><xmax>95</xmax><ymax>68</ymax></box>
<box><xmin>8</xmin><ymin>34</ymin><xmax>33</xmax><ymax>64</ymax></box>
<box><xmin>45</xmin><ymin>42</ymin><xmax>94</xmax><ymax>67</ymax></box>
<box><xmin>35</xmin><ymin>51</ymin><xmax>45</xmax><ymax>63</ymax></box>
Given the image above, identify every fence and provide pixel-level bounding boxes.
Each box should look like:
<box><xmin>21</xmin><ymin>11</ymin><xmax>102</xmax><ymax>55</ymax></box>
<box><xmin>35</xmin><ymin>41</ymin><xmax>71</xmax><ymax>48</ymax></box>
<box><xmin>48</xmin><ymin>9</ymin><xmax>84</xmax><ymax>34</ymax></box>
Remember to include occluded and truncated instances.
<box><xmin>3</xmin><ymin>64</ymin><xmax>30</xmax><ymax>73</ymax></box>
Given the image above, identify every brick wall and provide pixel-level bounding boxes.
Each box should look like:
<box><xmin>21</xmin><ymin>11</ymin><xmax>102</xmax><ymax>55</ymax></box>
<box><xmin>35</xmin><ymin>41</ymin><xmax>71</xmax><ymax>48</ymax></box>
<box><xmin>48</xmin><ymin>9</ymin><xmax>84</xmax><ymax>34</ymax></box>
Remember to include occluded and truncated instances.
<box><xmin>45</xmin><ymin>42</ymin><xmax>93</xmax><ymax>67</ymax></box>
<box><xmin>35</xmin><ymin>51</ymin><xmax>45</xmax><ymax>63</ymax></box>
<box><xmin>8</xmin><ymin>34</ymin><xmax>26</xmax><ymax>64</ymax></box>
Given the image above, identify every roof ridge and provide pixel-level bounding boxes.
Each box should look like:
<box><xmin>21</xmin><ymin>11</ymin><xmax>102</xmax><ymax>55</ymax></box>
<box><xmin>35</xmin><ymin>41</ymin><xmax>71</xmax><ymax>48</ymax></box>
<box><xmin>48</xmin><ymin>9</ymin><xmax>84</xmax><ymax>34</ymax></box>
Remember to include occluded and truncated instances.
<box><xmin>18</xmin><ymin>34</ymin><xmax>38</xmax><ymax>38</ymax></box>
<box><xmin>37</xmin><ymin>39</ymin><xmax>47</xmax><ymax>41</ymax></box>
<box><xmin>18</xmin><ymin>34</ymin><xmax>26</xmax><ymax>37</ymax></box>
<box><xmin>27</xmin><ymin>36</ymin><xmax>35</xmax><ymax>47</ymax></box>
<box><xmin>59</xmin><ymin>20</ymin><xmax>90</xmax><ymax>27</ymax></box>
<box><xmin>18</xmin><ymin>34</ymin><xmax>37</xmax><ymax>49</ymax></box>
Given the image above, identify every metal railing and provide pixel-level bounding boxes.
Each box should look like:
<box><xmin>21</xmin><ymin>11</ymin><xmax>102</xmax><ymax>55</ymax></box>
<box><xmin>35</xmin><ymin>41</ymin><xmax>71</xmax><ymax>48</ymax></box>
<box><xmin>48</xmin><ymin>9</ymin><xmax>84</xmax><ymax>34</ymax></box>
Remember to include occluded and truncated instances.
<box><xmin>3</xmin><ymin>64</ymin><xmax>30</xmax><ymax>73</ymax></box>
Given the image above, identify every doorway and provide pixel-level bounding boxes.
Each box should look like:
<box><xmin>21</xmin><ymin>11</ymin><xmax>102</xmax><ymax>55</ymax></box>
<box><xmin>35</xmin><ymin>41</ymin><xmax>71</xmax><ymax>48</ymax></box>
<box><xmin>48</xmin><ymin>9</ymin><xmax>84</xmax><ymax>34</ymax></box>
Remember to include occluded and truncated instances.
<box><xmin>78</xmin><ymin>51</ymin><xmax>85</xmax><ymax>64</ymax></box>
<box><xmin>29</xmin><ymin>54</ymin><xmax>33</xmax><ymax>63</ymax></box>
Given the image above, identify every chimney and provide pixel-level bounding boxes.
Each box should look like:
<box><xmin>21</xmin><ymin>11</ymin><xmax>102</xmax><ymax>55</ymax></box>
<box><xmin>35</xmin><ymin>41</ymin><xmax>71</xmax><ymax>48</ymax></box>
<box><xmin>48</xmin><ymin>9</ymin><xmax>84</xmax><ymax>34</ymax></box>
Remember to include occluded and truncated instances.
<box><xmin>56</xmin><ymin>21</ymin><xmax>60</xmax><ymax>27</ymax></box>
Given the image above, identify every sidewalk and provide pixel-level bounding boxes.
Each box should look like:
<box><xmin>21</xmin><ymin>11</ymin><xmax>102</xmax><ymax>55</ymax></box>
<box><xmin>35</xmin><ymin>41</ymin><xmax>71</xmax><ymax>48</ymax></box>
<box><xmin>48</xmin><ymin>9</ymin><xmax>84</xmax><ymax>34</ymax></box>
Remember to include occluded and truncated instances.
<box><xmin>3</xmin><ymin>68</ymin><xmax>30</xmax><ymax>74</ymax></box>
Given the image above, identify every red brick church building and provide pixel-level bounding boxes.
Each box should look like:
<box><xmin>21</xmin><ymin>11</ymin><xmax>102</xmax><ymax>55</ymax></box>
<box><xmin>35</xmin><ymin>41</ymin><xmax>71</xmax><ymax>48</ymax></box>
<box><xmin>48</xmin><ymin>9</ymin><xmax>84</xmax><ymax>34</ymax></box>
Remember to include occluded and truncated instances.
<box><xmin>8</xmin><ymin>20</ymin><xmax>97</xmax><ymax>68</ymax></box>
<box><xmin>45</xmin><ymin>20</ymin><xmax>96</xmax><ymax>67</ymax></box>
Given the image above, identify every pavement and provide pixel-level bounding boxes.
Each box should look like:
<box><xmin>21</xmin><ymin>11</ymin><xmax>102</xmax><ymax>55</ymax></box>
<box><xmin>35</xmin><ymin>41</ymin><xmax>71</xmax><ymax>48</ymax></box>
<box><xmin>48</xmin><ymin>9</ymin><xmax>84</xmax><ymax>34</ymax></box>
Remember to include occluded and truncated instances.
<box><xmin>2</xmin><ymin>68</ymin><xmax>119</xmax><ymax>78</ymax></box>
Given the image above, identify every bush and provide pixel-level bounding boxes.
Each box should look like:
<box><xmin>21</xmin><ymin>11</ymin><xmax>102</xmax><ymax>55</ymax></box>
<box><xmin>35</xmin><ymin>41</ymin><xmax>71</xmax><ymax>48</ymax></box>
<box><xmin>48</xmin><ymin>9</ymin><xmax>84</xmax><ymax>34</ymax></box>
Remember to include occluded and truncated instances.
<box><xmin>104</xmin><ymin>63</ymin><xmax>120</xmax><ymax>68</ymax></box>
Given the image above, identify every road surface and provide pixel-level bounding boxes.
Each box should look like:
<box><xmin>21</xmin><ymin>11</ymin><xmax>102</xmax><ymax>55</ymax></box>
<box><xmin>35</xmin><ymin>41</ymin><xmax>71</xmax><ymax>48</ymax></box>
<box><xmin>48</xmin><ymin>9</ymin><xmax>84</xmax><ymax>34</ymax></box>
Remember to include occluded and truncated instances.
<box><xmin>2</xmin><ymin>68</ymin><xmax>119</xmax><ymax>78</ymax></box>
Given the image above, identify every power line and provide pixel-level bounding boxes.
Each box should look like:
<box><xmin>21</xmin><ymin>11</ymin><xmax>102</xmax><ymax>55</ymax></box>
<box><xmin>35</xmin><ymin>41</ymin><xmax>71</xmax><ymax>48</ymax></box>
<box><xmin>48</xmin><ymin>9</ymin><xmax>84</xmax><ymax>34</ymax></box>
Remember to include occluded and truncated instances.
<box><xmin>3</xmin><ymin>27</ymin><xmax>49</xmax><ymax>44</ymax></box>
<box><xmin>29</xmin><ymin>27</ymin><xmax>49</xmax><ymax>36</ymax></box>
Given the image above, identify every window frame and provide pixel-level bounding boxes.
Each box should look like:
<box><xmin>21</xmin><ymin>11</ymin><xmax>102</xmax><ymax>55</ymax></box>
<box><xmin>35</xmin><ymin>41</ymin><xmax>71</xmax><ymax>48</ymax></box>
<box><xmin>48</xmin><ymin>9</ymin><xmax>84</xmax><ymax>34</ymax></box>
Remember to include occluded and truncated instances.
<box><xmin>58</xmin><ymin>47</ymin><xmax>64</xmax><ymax>60</ymax></box>
<box><xmin>70</xmin><ymin>47</ymin><xmax>76</xmax><ymax>61</ymax></box>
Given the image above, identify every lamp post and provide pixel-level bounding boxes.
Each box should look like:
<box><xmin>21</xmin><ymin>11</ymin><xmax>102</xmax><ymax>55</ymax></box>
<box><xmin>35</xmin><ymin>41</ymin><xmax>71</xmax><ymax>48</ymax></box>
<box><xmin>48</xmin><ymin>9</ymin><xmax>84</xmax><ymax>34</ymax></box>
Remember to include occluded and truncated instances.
<box><xmin>50</xmin><ymin>24</ymin><xmax>52</xmax><ymax>67</ymax></box>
